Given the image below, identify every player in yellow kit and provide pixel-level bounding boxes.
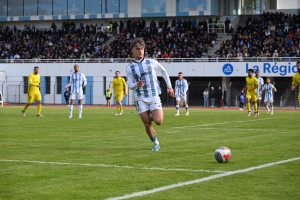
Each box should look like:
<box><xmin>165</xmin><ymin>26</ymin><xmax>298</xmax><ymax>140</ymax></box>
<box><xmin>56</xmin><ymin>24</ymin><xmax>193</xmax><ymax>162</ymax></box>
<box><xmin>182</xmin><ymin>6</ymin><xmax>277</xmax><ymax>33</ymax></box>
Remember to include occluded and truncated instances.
<box><xmin>110</xmin><ymin>71</ymin><xmax>128</xmax><ymax>115</ymax></box>
<box><xmin>22</xmin><ymin>66</ymin><xmax>43</xmax><ymax>117</ymax></box>
<box><xmin>242</xmin><ymin>69</ymin><xmax>258</xmax><ymax>117</ymax></box>
<box><xmin>291</xmin><ymin>61</ymin><xmax>300</xmax><ymax>105</ymax></box>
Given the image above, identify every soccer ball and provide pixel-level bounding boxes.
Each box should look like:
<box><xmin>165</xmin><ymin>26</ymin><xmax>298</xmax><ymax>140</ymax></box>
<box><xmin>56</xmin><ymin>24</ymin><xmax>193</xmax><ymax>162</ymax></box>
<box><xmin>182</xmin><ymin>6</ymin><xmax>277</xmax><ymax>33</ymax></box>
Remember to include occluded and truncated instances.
<box><xmin>214</xmin><ymin>146</ymin><xmax>232</xmax><ymax>163</ymax></box>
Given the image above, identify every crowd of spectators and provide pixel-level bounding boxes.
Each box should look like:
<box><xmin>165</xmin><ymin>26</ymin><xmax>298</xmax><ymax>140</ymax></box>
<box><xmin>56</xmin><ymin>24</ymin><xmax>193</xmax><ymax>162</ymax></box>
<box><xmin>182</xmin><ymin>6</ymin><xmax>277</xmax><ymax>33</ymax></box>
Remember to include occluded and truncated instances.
<box><xmin>0</xmin><ymin>18</ymin><xmax>217</xmax><ymax>62</ymax></box>
<box><xmin>110</xmin><ymin>18</ymin><xmax>217</xmax><ymax>60</ymax></box>
<box><xmin>3</xmin><ymin>12</ymin><xmax>300</xmax><ymax>63</ymax></box>
<box><xmin>0</xmin><ymin>21</ymin><xmax>110</xmax><ymax>61</ymax></box>
<box><xmin>215</xmin><ymin>12</ymin><xmax>300</xmax><ymax>61</ymax></box>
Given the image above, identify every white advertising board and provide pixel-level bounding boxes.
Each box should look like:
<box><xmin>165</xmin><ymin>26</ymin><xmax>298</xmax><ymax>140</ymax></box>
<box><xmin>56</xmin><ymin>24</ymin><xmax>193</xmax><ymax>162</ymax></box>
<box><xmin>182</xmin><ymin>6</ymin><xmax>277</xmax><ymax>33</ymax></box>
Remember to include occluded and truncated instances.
<box><xmin>0</xmin><ymin>61</ymin><xmax>297</xmax><ymax>77</ymax></box>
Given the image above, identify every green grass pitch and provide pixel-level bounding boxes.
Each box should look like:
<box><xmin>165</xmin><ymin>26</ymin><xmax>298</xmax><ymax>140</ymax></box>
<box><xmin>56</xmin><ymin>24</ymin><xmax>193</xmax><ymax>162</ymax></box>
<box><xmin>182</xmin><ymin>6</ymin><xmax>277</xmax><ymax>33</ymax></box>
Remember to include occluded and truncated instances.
<box><xmin>0</xmin><ymin>106</ymin><xmax>300</xmax><ymax>200</ymax></box>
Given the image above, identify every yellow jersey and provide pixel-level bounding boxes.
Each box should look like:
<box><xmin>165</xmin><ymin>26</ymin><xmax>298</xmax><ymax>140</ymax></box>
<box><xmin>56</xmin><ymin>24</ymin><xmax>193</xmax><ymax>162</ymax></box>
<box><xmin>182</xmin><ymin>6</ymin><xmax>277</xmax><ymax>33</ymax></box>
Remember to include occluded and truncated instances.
<box><xmin>292</xmin><ymin>73</ymin><xmax>300</xmax><ymax>86</ymax></box>
<box><xmin>246</xmin><ymin>76</ymin><xmax>258</xmax><ymax>95</ymax></box>
<box><xmin>110</xmin><ymin>77</ymin><xmax>127</xmax><ymax>94</ymax></box>
<box><xmin>28</xmin><ymin>72</ymin><xmax>40</xmax><ymax>94</ymax></box>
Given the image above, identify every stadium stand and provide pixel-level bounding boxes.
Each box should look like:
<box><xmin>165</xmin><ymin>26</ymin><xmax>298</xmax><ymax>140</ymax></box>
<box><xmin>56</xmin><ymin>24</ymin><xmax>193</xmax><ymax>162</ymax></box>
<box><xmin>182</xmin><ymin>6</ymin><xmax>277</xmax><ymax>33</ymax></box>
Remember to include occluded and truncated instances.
<box><xmin>109</xmin><ymin>18</ymin><xmax>217</xmax><ymax>59</ymax></box>
<box><xmin>0</xmin><ymin>18</ymin><xmax>218</xmax><ymax>62</ymax></box>
<box><xmin>1</xmin><ymin>12</ymin><xmax>300</xmax><ymax>63</ymax></box>
<box><xmin>213</xmin><ymin>12</ymin><xmax>300</xmax><ymax>61</ymax></box>
<box><xmin>0</xmin><ymin>22</ymin><xmax>111</xmax><ymax>61</ymax></box>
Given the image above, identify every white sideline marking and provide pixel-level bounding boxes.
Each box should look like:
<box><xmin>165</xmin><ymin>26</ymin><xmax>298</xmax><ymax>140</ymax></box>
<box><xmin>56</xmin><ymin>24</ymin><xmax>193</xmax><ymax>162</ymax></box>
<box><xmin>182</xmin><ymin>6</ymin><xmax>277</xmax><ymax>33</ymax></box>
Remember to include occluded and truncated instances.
<box><xmin>0</xmin><ymin>159</ymin><xmax>226</xmax><ymax>173</ymax></box>
<box><xmin>193</xmin><ymin>128</ymin><xmax>293</xmax><ymax>132</ymax></box>
<box><xmin>106</xmin><ymin>157</ymin><xmax>300</xmax><ymax>200</ymax></box>
<box><xmin>174</xmin><ymin>118</ymin><xmax>274</xmax><ymax>128</ymax></box>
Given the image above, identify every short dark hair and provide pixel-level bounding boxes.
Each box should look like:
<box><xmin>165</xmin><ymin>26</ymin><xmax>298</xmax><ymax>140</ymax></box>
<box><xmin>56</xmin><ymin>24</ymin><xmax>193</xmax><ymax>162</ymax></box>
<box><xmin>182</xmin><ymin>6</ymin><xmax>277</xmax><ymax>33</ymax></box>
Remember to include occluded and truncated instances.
<box><xmin>297</xmin><ymin>61</ymin><xmax>300</xmax><ymax>65</ymax></box>
<box><xmin>34</xmin><ymin>66</ymin><xmax>39</xmax><ymax>70</ymax></box>
<box><xmin>115</xmin><ymin>71</ymin><xmax>120</xmax><ymax>73</ymax></box>
<box><xmin>178</xmin><ymin>72</ymin><xmax>183</xmax><ymax>75</ymax></box>
<box><xmin>248</xmin><ymin>69</ymin><xmax>254</xmax><ymax>73</ymax></box>
<box><xmin>255</xmin><ymin>70</ymin><xmax>260</xmax><ymax>72</ymax></box>
<box><xmin>130</xmin><ymin>38</ymin><xmax>145</xmax><ymax>50</ymax></box>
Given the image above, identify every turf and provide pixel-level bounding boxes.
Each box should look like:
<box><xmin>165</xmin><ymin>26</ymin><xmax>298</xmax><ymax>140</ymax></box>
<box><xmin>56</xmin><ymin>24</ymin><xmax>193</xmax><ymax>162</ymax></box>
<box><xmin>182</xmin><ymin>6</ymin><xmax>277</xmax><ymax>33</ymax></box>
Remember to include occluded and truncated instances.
<box><xmin>0</xmin><ymin>106</ymin><xmax>299</xmax><ymax>200</ymax></box>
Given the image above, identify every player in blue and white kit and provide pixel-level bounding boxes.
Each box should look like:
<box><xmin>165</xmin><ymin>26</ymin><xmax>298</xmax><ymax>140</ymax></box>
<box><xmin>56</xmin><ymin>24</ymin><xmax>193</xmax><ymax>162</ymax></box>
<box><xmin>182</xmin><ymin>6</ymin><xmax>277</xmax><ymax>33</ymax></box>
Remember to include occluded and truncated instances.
<box><xmin>255</xmin><ymin>70</ymin><xmax>264</xmax><ymax>115</ymax></box>
<box><xmin>175</xmin><ymin>72</ymin><xmax>189</xmax><ymax>116</ymax></box>
<box><xmin>65</xmin><ymin>64</ymin><xmax>87</xmax><ymax>119</ymax></box>
<box><xmin>262</xmin><ymin>78</ymin><xmax>277</xmax><ymax>115</ymax></box>
<box><xmin>126</xmin><ymin>38</ymin><xmax>174</xmax><ymax>151</ymax></box>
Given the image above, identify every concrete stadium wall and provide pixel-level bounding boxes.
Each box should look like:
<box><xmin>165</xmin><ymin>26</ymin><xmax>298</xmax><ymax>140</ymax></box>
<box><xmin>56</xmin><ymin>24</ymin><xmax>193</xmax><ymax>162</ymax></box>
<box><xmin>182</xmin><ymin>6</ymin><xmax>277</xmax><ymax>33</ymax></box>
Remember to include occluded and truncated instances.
<box><xmin>277</xmin><ymin>0</ymin><xmax>300</xmax><ymax>10</ymax></box>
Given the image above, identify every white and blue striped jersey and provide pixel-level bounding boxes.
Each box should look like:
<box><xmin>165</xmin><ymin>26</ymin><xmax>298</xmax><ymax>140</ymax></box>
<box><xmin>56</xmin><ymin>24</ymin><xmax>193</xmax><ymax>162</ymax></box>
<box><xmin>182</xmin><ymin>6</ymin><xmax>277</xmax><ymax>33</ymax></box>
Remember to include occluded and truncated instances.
<box><xmin>263</xmin><ymin>83</ymin><xmax>275</xmax><ymax>100</ymax></box>
<box><xmin>175</xmin><ymin>79</ymin><xmax>188</xmax><ymax>96</ymax></box>
<box><xmin>256</xmin><ymin>76</ymin><xmax>264</xmax><ymax>95</ymax></box>
<box><xmin>126</xmin><ymin>58</ymin><xmax>172</xmax><ymax>100</ymax></box>
<box><xmin>67</xmin><ymin>71</ymin><xmax>87</xmax><ymax>94</ymax></box>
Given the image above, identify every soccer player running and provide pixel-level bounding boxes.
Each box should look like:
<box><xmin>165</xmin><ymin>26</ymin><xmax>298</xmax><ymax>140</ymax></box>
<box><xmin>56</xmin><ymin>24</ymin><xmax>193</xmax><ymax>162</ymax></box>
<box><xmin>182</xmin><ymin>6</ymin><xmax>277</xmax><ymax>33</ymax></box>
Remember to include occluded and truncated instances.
<box><xmin>109</xmin><ymin>71</ymin><xmax>128</xmax><ymax>115</ymax></box>
<box><xmin>255</xmin><ymin>70</ymin><xmax>264</xmax><ymax>115</ymax></box>
<box><xmin>126</xmin><ymin>38</ymin><xmax>174</xmax><ymax>151</ymax></box>
<box><xmin>262</xmin><ymin>78</ymin><xmax>277</xmax><ymax>114</ymax></box>
<box><xmin>242</xmin><ymin>69</ymin><xmax>259</xmax><ymax>117</ymax></box>
<box><xmin>22</xmin><ymin>66</ymin><xmax>43</xmax><ymax>117</ymax></box>
<box><xmin>175</xmin><ymin>72</ymin><xmax>189</xmax><ymax>116</ymax></box>
<box><xmin>65</xmin><ymin>64</ymin><xmax>87</xmax><ymax>118</ymax></box>
<box><xmin>291</xmin><ymin>61</ymin><xmax>300</xmax><ymax>105</ymax></box>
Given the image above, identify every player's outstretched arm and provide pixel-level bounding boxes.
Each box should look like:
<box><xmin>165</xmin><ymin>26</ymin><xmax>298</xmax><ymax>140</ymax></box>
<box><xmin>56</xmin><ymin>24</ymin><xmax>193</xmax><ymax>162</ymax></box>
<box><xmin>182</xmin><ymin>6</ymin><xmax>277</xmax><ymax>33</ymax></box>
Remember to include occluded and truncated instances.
<box><xmin>153</xmin><ymin>60</ymin><xmax>172</xmax><ymax>89</ymax></box>
<box><xmin>242</xmin><ymin>85</ymin><xmax>247</xmax><ymax>93</ymax></box>
<box><xmin>126</xmin><ymin>68</ymin><xmax>138</xmax><ymax>90</ymax></box>
<box><xmin>65</xmin><ymin>73</ymin><xmax>73</xmax><ymax>89</ymax></box>
<box><xmin>183</xmin><ymin>79</ymin><xmax>188</xmax><ymax>95</ymax></box>
<box><xmin>291</xmin><ymin>85</ymin><xmax>295</xmax><ymax>90</ymax></box>
<box><xmin>261</xmin><ymin>86</ymin><xmax>265</xmax><ymax>96</ymax></box>
<box><xmin>82</xmin><ymin>74</ymin><xmax>87</xmax><ymax>88</ymax></box>
<box><xmin>152</xmin><ymin>60</ymin><xmax>174</xmax><ymax>96</ymax></box>
<box><xmin>174</xmin><ymin>80</ymin><xmax>178</xmax><ymax>97</ymax></box>
<box><xmin>167</xmin><ymin>88</ymin><xmax>175</xmax><ymax>97</ymax></box>
<box><xmin>291</xmin><ymin>76</ymin><xmax>296</xmax><ymax>90</ymax></box>
<box><xmin>123</xmin><ymin>78</ymin><xmax>128</xmax><ymax>96</ymax></box>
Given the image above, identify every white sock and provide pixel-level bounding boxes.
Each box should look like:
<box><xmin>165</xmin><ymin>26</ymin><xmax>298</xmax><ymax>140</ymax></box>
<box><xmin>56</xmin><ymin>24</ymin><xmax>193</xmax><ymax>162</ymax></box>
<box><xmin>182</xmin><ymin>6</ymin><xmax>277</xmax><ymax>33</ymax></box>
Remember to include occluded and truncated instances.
<box><xmin>266</xmin><ymin>104</ymin><xmax>269</xmax><ymax>110</ymax></box>
<box><xmin>70</xmin><ymin>104</ymin><xmax>73</xmax><ymax>116</ymax></box>
<box><xmin>176</xmin><ymin>105</ymin><xmax>179</xmax><ymax>113</ymax></box>
<box><xmin>271</xmin><ymin>105</ymin><xmax>273</xmax><ymax>112</ymax></box>
<box><xmin>79</xmin><ymin>104</ymin><xmax>83</xmax><ymax>116</ymax></box>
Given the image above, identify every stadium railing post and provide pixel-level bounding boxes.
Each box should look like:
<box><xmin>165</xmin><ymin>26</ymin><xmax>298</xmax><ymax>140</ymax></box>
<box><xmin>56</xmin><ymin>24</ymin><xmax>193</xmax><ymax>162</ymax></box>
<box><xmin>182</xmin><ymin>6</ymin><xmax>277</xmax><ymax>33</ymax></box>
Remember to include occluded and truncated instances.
<box><xmin>0</xmin><ymin>91</ymin><xmax>3</xmax><ymax>107</ymax></box>
<box><xmin>1</xmin><ymin>81</ymin><xmax>5</xmax><ymax>106</ymax></box>
<box><xmin>18</xmin><ymin>81</ymin><xmax>23</xmax><ymax>104</ymax></box>
<box><xmin>229</xmin><ymin>82</ymin><xmax>232</xmax><ymax>108</ymax></box>
<box><xmin>54</xmin><ymin>81</ymin><xmax>56</xmax><ymax>105</ymax></box>
<box><xmin>295</xmin><ymin>84</ymin><xmax>298</xmax><ymax>109</ymax></box>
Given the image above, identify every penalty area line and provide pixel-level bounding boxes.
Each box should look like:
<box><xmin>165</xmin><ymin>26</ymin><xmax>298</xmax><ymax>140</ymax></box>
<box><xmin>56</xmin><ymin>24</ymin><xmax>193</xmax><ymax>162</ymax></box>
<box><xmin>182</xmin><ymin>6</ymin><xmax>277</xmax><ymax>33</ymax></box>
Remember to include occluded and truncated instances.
<box><xmin>105</xmin><ymin>157</ymin><xmax>300</xmax><ymax>200</ymax></box>
<box><xmin>0</xmin><ymin>159</ymin><xmax>226</xmax><ymax>173</ymax></box>
<box><xmin>174</xmin><ymin>118</ymin><xmax>274</xmax><ymax>128</ymax></box>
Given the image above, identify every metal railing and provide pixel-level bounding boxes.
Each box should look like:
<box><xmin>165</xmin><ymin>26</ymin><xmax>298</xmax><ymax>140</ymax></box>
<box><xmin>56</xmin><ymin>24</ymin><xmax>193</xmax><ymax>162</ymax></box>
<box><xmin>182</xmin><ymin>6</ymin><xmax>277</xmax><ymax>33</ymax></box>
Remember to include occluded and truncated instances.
<box><xmin>1</xmin><ymin>57</ymin><xmax>300</xmax><ymax>64</ymax></box>
<box><xmin>208</xmin><ymin>23</ymin><xmax>226</xmax><ymax>33</ymax></box>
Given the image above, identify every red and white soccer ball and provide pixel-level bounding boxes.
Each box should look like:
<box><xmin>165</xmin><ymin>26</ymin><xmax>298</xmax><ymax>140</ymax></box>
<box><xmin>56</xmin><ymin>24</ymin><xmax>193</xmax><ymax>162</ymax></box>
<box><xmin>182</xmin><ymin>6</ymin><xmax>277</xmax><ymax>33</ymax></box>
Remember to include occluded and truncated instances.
<box><xmin>214</xmin><ymin>146</ymin><xmax>232</xmax><ymax>163</ymax></box>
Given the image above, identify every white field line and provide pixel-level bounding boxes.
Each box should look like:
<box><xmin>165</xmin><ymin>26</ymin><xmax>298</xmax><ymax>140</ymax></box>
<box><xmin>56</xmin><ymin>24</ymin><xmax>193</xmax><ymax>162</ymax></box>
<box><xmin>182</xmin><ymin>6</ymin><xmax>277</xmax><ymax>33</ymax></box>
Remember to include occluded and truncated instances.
<box><xmin>174</xmin><ymin>118</ymin><xmax>274</xmax><ymax>128</ymax></box>
<box><xmin>167</xmin><ymin>128</ymin><xmax>282</xmax><ymax>134</ymax></box>
<box><xmin>105</xmin><ymin>157</ymin><xmax>300</xmax><ymax>200</ymax></box>
<box><xmin>0</xmin><ymin>159</ymin><xmax>226</xmax><ymax>173</ymax></box>
<box><xmin>185</xmin><ymin>128</ymin><xmax>294</xmax><ymax>132</ymax></box>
